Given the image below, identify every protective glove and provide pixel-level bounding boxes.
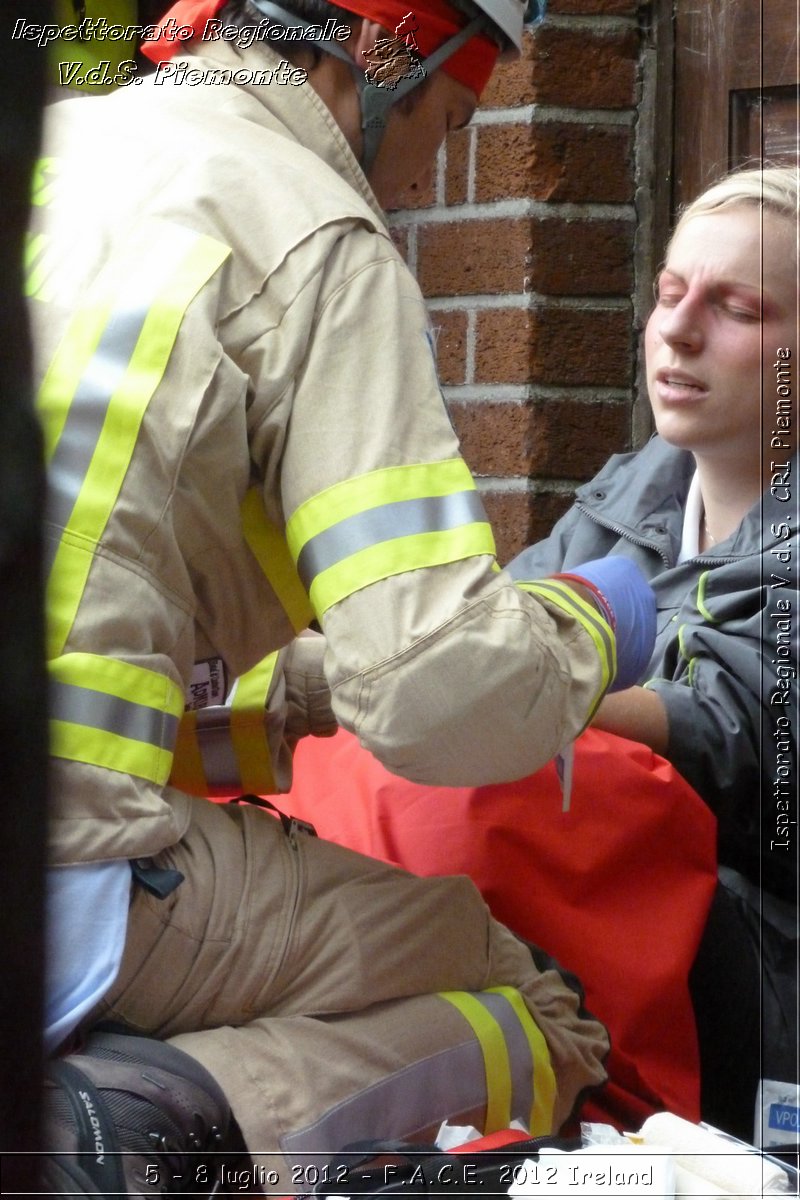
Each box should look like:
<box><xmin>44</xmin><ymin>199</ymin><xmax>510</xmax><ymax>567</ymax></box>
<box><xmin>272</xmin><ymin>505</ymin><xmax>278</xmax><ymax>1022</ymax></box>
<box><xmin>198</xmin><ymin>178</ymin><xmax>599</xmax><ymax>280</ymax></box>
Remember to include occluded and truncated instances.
<box><xmin>281</xmin><ymin>630</ymin><xmax>337</xmax><ymax>742</ymax></box>
<box><xmin>554</xmin><ymin>556</ymin><xmax>656</xmax><ymax>691</ymax></box>
<box><xmin>170</xmin><ymin>633</ymin><xmax>336</xmax><ymax>797</ymax></box>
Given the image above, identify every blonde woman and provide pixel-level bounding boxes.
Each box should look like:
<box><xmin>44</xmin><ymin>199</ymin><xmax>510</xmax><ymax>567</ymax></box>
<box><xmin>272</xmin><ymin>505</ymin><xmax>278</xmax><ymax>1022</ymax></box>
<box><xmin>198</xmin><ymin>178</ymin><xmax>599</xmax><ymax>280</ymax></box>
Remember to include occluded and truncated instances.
<box><xmin>510</xmin><ymin>165</ymin><xmax>798</xmax><ymax>1142</ymax></box>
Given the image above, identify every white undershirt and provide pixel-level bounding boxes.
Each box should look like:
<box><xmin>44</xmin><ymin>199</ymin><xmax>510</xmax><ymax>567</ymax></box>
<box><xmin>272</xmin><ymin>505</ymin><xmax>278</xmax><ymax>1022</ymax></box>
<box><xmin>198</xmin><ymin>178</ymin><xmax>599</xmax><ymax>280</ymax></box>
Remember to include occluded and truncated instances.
<box><xmin>678</xmin><ymin>471</ymin><xmax>703</xmax><ymax>564</ymax></box>
<box><xmin>44</xmin><ymin>861</ymin><xmax>131</xmax><ymax>1053</ymax></box>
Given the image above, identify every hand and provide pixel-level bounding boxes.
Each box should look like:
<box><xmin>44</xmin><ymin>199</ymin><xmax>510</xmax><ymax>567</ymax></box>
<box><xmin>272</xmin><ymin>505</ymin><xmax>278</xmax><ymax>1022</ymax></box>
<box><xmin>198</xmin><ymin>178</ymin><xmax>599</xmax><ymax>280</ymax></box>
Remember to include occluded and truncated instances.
<box><xmin>280</xmin><ymin>632</ymin><xmax>338</xmax><ymax>742</ymax></box>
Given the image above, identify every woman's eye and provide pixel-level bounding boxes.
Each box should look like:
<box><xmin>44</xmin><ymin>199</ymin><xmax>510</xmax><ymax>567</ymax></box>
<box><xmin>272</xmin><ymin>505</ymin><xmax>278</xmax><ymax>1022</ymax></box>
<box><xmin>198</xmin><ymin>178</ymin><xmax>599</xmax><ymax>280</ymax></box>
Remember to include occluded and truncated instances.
<box><xmin>722</xmin><ymin>304</ymin><xmax>760</xmax><ymax>321</ymax></box>
<box><xmin>729</xmin><ymin>309</ymin><xmax>762</xmax><ymax>324</ymax></box>
<box><xmin>652</xmin><ymin>275</ymin><xmax>683</xmax><ymax>307</ymax></box>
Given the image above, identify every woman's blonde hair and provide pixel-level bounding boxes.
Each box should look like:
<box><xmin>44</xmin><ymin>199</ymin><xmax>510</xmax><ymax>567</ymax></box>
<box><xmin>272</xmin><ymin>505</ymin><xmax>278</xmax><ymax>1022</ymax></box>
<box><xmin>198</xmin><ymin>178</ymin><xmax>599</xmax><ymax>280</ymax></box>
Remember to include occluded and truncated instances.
<box><xmin>671</xmin><ymin>164</ymin><xmax>799</xmax><ymax>245</ymax></box>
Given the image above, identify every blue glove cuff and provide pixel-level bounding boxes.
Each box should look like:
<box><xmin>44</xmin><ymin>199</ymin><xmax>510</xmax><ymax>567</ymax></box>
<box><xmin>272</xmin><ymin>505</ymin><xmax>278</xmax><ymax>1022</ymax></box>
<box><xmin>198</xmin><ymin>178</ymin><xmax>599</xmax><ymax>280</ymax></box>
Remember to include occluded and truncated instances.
<box><xmin>561</xmin><ymin>557</ymin><xmax>656</xmax><ymax>692</ymax></box>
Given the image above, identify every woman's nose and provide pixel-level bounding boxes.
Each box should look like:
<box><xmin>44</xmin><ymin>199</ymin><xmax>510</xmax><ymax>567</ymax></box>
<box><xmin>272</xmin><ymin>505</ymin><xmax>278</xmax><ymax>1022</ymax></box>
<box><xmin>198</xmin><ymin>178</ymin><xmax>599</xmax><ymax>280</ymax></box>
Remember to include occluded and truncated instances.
<box><xmin>658</xmin><ymin>296</ymin><xmax>703</xmax><ymax>351</ymax></box>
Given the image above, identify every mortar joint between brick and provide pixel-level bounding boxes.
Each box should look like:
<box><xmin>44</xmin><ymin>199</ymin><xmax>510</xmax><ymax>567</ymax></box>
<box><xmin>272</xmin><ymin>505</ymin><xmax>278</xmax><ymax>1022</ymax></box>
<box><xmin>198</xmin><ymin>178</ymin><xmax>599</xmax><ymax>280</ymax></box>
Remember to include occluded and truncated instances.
<box><xmin>435</xmin><ymin>141</ymin><xmax>446</xmax><ymax>207</ymax></box>
<box><xmin>542</xmin><ymin>13</ymin><xmax>638</xmax><ymax>30</ymax></box>
<box><xmin>473</xmin><ymin>105</ymin><xmax>635</xmax><ymax>126</ymax></box>
<box><xmin>474</xmin><ymin>476</ymin><xmax>530</xmax><ymax>492</ymax></box>
<box><xmin>443</xmin><ymin>383</ymin><xmax>630</xmax><ymax>404</ymax></box>
<box><xmin>476</xmin><ymin>476</ymin><xmax>583</xmax><ymax>496</ymax></box>
<box><xmin>406</xmin><ymin>222</ymin><xmax>418</xmax><ymax>277</ymax></box>
<box><xmin>427</xmin><ymin>294</ymin><xmax>632</xmax><ymax>312</ymax></box>
<box><xmin>465</xmin><ymin>308</ymin><xmax>476</xmax><ymax>385</ymax></box>
<box><xmin>389</xmin><ymin>199</ymin><xmax>637</xmax><ymax>225</ymax></box>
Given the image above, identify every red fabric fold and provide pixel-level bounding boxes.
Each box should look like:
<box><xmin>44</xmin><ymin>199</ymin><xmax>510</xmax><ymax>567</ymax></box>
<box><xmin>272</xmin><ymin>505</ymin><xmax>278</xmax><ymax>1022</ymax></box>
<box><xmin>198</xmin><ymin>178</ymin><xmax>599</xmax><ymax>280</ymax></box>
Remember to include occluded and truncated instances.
<box><xmin>283</xmin><ymin>727</ymin><xmax>719</xmax><ymax>1128</ymax></box>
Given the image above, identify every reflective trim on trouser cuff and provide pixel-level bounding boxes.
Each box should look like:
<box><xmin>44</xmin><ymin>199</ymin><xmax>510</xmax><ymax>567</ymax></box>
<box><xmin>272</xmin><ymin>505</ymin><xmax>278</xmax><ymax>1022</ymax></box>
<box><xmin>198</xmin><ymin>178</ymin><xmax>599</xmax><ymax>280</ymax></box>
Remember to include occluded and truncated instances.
<box><xmin>281</xmin><ymin>1038</ymin><xmax>488</xmax><ymax>1158</ymax></box>
<box><xmin>286</xmin><ymin>459</ymin><xmax>497</xmax><ymax>617</ymax></box>
<box><xmin>38</xmin><ymin>224</ymin><xmax>231</xmax><ymax>660</ymax></box>
<box><xmin>438</xmin><ymin>990</ymin><xmax>513</xmax><ymax>1131</ymax></box>
<box><xmin>280</xmin><ymin>988</ymin><xmax>554</xmax><ymax>1159</ymax></box>
<box><xmin>241</xmin><ymin>487</ymin><xmax>313</xmax><ymax>635</ymax></box>
<box><xmin>438</xmin><ymin>988</ymin><xmax>554</xmax><ymax>1134</ymax></box>
<box><xmin>517</xmin><ymin>578</ymin><xmax>615</xmax><ymax>716</ymax></box>
<box><xmin>48</xmin><ymin>653</ymin><xmax>183</xmax><ymax>784</ymax></box>
<box><xmin>487</xmin><ymin>987</ymin><xmax>556</xmax><ymax>1136</ymax></box>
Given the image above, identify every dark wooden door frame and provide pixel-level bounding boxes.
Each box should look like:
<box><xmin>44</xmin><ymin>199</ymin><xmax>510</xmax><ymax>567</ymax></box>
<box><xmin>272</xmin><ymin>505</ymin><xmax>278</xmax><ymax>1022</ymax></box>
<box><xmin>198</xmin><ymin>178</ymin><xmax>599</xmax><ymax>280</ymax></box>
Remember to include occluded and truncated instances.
<box><xmin>673</xmin><ymin>0</ymin><xmax>799</xmax><ymax>209</ymax></box>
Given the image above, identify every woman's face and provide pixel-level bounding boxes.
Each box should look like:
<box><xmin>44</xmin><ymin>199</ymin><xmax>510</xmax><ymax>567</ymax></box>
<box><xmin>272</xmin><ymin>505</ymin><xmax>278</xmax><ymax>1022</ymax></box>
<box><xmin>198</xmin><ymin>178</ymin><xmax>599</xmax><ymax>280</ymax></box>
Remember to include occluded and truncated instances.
<box><xmin>645</xmin><ymin>205</ymin><xmax>797</xmax><ymax>468</ymax></box>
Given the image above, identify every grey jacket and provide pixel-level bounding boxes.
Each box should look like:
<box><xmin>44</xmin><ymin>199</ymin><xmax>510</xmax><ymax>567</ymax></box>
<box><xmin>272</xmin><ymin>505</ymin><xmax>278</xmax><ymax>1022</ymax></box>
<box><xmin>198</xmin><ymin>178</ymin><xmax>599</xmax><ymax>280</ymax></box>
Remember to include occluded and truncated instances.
<box><xmin>509</xmin><ymin>436</ymin><xmax>798</xmax><ymax>901</ymax></box>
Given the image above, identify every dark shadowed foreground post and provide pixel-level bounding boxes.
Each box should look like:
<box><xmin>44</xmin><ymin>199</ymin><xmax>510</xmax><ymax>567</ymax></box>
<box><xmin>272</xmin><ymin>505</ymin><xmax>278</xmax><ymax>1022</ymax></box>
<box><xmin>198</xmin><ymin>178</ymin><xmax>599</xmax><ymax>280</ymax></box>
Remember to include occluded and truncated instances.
<box><xmin>0</xmin><ymin>5</ymin><xmax>49</xmax><ymax>1193</ymax></box>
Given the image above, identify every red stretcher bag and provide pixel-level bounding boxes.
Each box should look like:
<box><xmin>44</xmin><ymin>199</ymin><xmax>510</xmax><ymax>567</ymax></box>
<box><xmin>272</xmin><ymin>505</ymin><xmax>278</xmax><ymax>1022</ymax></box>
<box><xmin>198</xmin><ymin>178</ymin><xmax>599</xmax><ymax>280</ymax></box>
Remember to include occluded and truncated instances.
<box><xmin>286</xmin><ymin>728</ymin><xmax>719</xmax><ymax>1128</ymax></box>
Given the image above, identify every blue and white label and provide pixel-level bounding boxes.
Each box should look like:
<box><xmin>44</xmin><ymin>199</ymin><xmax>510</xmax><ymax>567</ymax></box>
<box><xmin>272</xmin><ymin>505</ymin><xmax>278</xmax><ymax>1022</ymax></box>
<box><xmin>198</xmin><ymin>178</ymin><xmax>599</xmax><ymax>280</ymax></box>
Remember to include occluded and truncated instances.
<box><xmin>757</xmin><ymin>1080</ymin><xmax>800</xmax><ymax>1147</ymax></box>
<box><xmin>769</xmin><ymin>1103</ymin><xmax>800</xmax><ymax>1133</ymax></box>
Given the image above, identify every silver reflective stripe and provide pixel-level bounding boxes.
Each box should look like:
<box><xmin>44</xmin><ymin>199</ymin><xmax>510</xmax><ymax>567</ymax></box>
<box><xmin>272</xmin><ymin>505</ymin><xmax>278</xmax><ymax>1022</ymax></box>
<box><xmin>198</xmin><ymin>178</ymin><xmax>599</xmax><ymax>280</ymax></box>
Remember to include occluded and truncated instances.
<box><xmin>43</xmin><ymin>227</ymin><xmax>200</xmax><ymax>580</ymax></box>
<box><xmin>45</xmin><ymin>307</ymin><xmax>149</xmax><ymax>574</ymax></box>
<box><xmin>281</xmin><ymin>1039</ymin><xmax>486</xmax><ymax>1158</ymax></box>
<box><xmin>195</xmin><ymin>707</ymin><xmax>242</xmax><ymax>793</ymax></box>
<box><xmin>296</xmin><ymin>490</ymin><xmax>487</xmax><ymax>588</ymax></box>
<box><xmin>478</xmin><ymin>990</ymin><xmax>534</xmax><ymax>1125</ymax></box>
<box><xmin>50</xmin><ymin>680</ymin><xmax>179</xmax><ymax>749</ymax></box>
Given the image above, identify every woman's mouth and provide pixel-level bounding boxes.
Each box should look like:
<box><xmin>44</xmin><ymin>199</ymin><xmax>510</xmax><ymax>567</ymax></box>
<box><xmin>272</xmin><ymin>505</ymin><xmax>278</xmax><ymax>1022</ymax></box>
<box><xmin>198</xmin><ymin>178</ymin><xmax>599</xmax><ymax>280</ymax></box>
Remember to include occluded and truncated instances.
<box><xmin>654</xmin><ymin>369</ymin><xmax>708</xmax><ymax>403</ymax></box>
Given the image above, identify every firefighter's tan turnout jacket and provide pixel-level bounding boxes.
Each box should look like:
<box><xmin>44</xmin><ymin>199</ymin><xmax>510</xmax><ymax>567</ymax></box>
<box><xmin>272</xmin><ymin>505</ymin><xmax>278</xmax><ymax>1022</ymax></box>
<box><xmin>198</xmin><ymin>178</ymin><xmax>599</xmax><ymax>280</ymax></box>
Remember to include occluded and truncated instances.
<box><xmin>29</xmin><ymin>39</ymin><xmax>616</xmax><ymax>865</ymax></box>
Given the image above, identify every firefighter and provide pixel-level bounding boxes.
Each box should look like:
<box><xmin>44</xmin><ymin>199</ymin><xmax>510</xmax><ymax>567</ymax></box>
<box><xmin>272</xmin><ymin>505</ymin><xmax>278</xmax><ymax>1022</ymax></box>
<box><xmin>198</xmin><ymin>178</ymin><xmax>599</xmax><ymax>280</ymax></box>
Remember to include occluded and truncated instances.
<box><xmin>30</xmin><ymin>0</ymin><xmax>656</xmax><ymax>1192</ymax></box>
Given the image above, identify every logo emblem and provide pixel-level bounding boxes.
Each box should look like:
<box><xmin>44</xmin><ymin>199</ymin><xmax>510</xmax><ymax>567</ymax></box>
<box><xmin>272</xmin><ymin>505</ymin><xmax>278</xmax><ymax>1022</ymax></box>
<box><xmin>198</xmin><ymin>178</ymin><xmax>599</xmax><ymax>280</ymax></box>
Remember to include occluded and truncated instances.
<box><xmin>364</xmin><ymin>13</ymin><xmax>426</xmax><ymax>89</ymax></box>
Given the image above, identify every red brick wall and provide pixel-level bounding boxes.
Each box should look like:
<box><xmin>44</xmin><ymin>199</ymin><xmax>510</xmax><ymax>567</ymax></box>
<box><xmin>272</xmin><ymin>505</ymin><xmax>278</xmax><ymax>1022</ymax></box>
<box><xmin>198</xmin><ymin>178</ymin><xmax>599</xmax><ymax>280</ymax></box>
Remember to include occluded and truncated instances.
<box><xmin>390</xmin><ymin>0</ymin><xmax>645</xmax><ymax>563</ymax></box>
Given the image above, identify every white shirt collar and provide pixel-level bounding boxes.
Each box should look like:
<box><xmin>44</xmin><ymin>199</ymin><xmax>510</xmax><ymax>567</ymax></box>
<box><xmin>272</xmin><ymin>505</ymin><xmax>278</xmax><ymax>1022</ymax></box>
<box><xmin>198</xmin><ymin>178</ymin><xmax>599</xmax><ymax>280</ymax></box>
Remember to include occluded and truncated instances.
<box><xmin>679</xmin><ymin>470</ymin><xmax>703</xmax><ymax>563</ymax></box>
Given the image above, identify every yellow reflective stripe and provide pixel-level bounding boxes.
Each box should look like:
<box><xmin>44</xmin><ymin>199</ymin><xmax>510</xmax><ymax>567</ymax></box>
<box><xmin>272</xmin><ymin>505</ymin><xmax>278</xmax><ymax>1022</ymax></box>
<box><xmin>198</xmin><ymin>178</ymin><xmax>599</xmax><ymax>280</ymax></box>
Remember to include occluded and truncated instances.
<box><xmin>50</xmin><ymin>652</ymin><xmax>184</xmax><ymax>715</ymax></box>
<box><xmin>696</xmin><ymin>570</ymin><xmax>716</xmax><ymax>623</ymax></box>
<box><xmin>488</xmin><ymin>987</ymin><xmax>556</xmax><ymax>1136</ymax></box>
<box><xmin>25</xmin><ymin>232</ymin><xmax>63</xmax><ymax>304</ymax></box>
<box><xmin>438</xmin><ymin>991</ymin><xmax>512</xmax><ymax>1133</ymax></box>
<box><xmin>48</xmin><ymin>652</ymin><xmax>184</xmax><ymax>783</ymax></box>
<box><xmin>50</xmin><ymin>719</ymin><xmax>173</xmax><ymax>784</ymax></box>
<box><xmin>42</xmin><ymin>230</ymin><xmax>230</xmax><ymax>659</ymax></box>
<box><xmin>31</xmin><ymin>156</ymin><xmax>60</xmax><ymax>207</ymax></box>
<box><xmin>38</xmin><ymin>292</ymin><xmax>116</xmax><ymax>464</ymax></box>
<box><xmin>230</xmin><ymin>652</ymin><xmax>280</xmax><ymax>794</ymax></box>
<box><xmin>25</xmin><ymin>232</ymin><xmax>50</xmax><ymax>298</ymax></box>
<box><xmin>241</xmin><ymin>488</ymin><xmax>313</xmax><ymax>634</ymax></box>
<box><xmin>171</xmin><ymin>710</ymin><xmax>210</xmax><ymax>796</ymax></box>
<box><xmin>518</xmin><ymin>579</ymin><xmax>614</xmax><ymax>715</ymax></box>
<box><xmin>310</xmin><ymin>524</ymin><xmax>495</xmax><ymax>617</ymax></box>
<box><xmin>287</xmin><ymin>458</ymin><xmax>476</xmax><ymax>557</ymax></box>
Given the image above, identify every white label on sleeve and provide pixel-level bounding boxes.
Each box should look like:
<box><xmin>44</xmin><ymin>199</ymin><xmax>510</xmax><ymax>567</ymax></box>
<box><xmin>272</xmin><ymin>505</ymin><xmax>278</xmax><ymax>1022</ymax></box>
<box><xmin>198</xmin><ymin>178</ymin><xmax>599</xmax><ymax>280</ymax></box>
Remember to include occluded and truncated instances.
<box><xmin>186</xmin><ymin>657</ymin><xmax>228</xmax><ymax>711</ymax></box>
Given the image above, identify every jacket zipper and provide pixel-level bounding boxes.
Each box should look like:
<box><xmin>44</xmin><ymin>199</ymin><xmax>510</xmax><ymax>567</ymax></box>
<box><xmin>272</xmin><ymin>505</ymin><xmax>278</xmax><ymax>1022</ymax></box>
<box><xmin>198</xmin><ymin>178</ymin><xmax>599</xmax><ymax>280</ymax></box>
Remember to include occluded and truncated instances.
<box><xmin>574</xmin><ymin>502</ymin><xmax>740</xmax><ymax>569</ymax></box>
